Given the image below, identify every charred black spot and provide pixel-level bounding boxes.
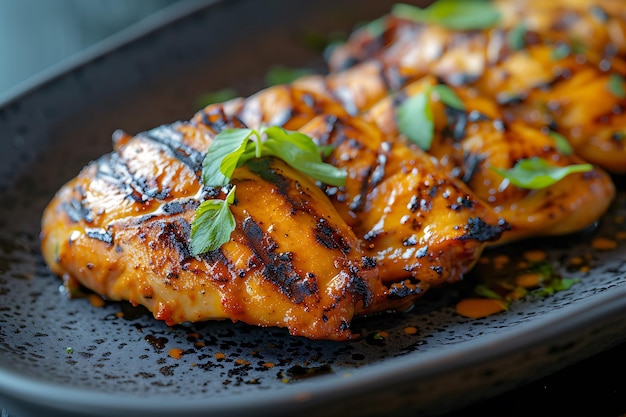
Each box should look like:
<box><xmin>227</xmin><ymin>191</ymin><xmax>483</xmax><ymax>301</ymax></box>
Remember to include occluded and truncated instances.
<box><xmin>63</xmin><ymin>195</ymin><xmax>93</xmax><ymax>223</ymax></box>
<box><xmin>85</xmin><ymin>228</ymin><xmax>113</xmax><ymax>245</ymax></box>
<box><xmin>462</xmin><ymin>151</ymin><xmax>485</xmax><ymax>184</ymax></box>
<box><xmin>161</xmin><ymin>201</ymin><xmax>185</xmax><ymax>215</ymax></box>
<box><xmin>361</xmin><ymin>256</ymin><xmax>377</xmax><ymax>269</ymax></box>
<box><xmin>314</xmin><ymin>218</ymin><xmax>351</xmax><ymax>255</ymax></box>
<box><xmin>458</xmin><ymin>217</ymin><xmax>508</xmax><ymax>242</ymax></box>
<box><xmin>402</xmin><ymin>235</ymin><xmax>418</xmax><ymax>246</ymax></box>
<box><xmin>444</xmin><ymin>106</ymin><xmax>468</xmax><ymax>142</ymax></box>
<box><xmin>387</xmin><ymin>280</ymin><xmax>423</xmax><ymax>300</ymax></box>
<box><xmin>450</xmin><ymin>196</ymin><xmax>474</xmax><ymax>211</ymax></box>
<box><xmin>415</xmin><ymin>245</ymin><xmax>428</xmax><ymax>258</ymax></box>
<box><xmin>430</xmin><ymin>265</ymin><xmax>443</xmax><ymax>275</ymax></box>
<box><xmin>242</xmin><ymin>216</ymin><xmax>317</xmax><ymax>303</ymax></box>
<box><xmin>155</xmin><ymin>218</ymin><xmax>193</xmax><ymax>262</ymax></box>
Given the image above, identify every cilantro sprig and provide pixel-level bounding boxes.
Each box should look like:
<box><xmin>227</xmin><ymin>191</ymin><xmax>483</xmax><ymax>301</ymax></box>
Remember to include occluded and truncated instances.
<box><xmin>490</xmin><ymin>157</ymin><xmax>593</xmax><ymax>190</ymax></box>
<box><xmin>190</xmin><ymin>127</ymin><xmax>346</xmax><ymax>255</ymax></box>
<box><xmin>392</xmin><ymin>0</ymin><xmax>501</xmax><ymax>31</ymax></box>
<box><xmin>396</xmin><ymin>84</ymin><xmax>465</xmax><ymax>151</ymax></box>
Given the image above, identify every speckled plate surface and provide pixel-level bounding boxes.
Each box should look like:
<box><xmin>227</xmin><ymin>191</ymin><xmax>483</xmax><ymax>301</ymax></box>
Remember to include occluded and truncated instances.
<box><xmin>1</xmin><ymin>1</ymin><xmax>625</xmax><ymax>416</ymax></box>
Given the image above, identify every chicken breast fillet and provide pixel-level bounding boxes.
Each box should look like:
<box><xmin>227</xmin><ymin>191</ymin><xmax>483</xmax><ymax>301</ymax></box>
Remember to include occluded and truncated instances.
<box><xmin>327</xmin><ymin>0</ymin><xmax>626</xmax><ymax>174</ymax></box>
<box><xmin>41</xmin><ymin>117</ymin><xmax>387</xmax><ymax>341</ymax></box>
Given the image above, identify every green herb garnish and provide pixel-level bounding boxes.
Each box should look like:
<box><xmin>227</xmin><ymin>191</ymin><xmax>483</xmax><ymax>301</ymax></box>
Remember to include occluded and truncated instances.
<box><xmin>392</xmin><ymin>0</ymin><xmax>501</xmax><ymax>31</ymax></box>
<box><xmin>195</xmin><ymin>88</ymin><xmax>238</xmax><ymax>109</ymax></box>
<box><xmin>549</xmin><ymin>131</ymin><xmax>574</xmax><ymax>155</ymax></box>
<box><xmin>397</xmin><ymin>84</ymin><xmax>465</xmax><ymax>151</ymax></box>
<box><xmin>265</xmin><ymin>65</ymin><xmax>314</xmax><ymax>86</ymax></box>
<box><xmin>190</xmin><ymin>186</ymin><xmax>237</xmax><ymax>256</ymax></box>
<box><xmin>190</xmin><ymin>127</ymin><xmax>346</xmax><ymax>255</ymax></box>
<box><xmin>607</xmin><ymin>73</ymin><xmax>626</xmax><ymax>99</ymax></box>
<box><xmin>507</xmin><ymin>22</ymin><xmax>526</xmax><ymax>51</ymax></box>
<box><xmin>490</xmin><ymin>157</ymin><xmax>593</xmax><ymax>189</ymax></box>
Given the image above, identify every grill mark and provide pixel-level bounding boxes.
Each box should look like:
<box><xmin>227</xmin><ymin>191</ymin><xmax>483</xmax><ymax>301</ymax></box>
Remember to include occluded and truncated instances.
<box><xmin>139</xmin><ymin>124</ymin><xmax>204</xmax><ymax>172</ymax></box>
<box><xmin>96</xmin><ymin>153</ymin><xmax>164</xmax><ymax>204</ymax></box>
<box><xmin>63</xmin><ymin>186</ymin><xmax>93</xmax><ymax>223</ymax></box>
<box><xmin>242</xmin><ymin>216</ymin><xmax>317</xmax><ymax>303</ymax></box>
<box><xmin>314</xmin><ymin>218</ymin><xmax>351</xmax><ymax>255</ymax></box>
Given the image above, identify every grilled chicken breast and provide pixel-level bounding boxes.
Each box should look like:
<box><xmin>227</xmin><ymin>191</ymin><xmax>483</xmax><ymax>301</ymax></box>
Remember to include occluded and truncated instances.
<box><xmin>327</xmin><ymin>0</ymin><xmax>626</xmax><ymax>174</ymax></box>
<box><xmin>41</xmin><ymin>117</ymin><xmax>386</xmax><ymax>341</ymax></box>
<box><xmin>364</xmin><ymin>76</ymin><xmax>616</xmax><ymax>243</ymax></box>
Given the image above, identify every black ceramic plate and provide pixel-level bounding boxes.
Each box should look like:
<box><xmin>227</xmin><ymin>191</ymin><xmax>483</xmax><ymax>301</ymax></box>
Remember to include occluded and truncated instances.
<box><xmin>1</xmin><ymin>1</ymin><xmax>625</xmax><ymax>416</ymax></box>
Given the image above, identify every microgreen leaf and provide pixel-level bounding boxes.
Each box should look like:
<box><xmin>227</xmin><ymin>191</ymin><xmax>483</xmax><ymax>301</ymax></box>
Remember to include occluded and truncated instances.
<box><xmin>392</xmin><ymin>0</ymin><xmax>501</xmax><ymax>31</ymax></box>
<box><xmin>548</xmin><ymin>131</ymin><xmax>573</xmax><ymax>155</ymax></box>
<box><xmin>431</xmin><ymin>84</ymin><xmax>466</xmax><ymax>110</ymax></box>
<box><xmin>202</xmin><ymin>128</ymin><xmax>254</xmax><ymax>186</ymax></box>
<box><xmin>397</xmin><ymin>91</ymin><xmax>434</xmax><ymax>151</ymax></box>
<box><xmin>265</xmin><ymin>65</ymin><xmax>314</xmax><ymax>86</ymax></box>
<box><xmin>551</xmin><ymin>43</ymin><xmax>571</xmax><ymax>61</ymax></box>
<box><xmin>397</xmin><ymin>84</ymin><xmax>465</xmax><ymax>151</ymax></box>
<box><xmin>261</xmin><ymin>127</ymin><xmax>347</xmax><ymax>186</ymax></box>
<box><xmin>190</xmin><ymin>186</ymin><xmax>237</xmax><ymax>256</ymax></box>
<box><xmin>196</xmin><ymin>88</ymin><xmax>238</xmax><ymax>108</ymax></box>
<box><xmin>490</xmin><ymin>157</ymin><xmax>593</xmax><ymax>189</ymax></box>
<box><xmin>507</xmin><ymin>22</ymin><xmax>526</xmax><ymax>51</ymax></box>
<box><xmin>474</xmin><ymin>284</ymin><xmax>503</xmax><ymax>300</ymax></box>
<box><xmin>608</xmin><ymin>73</ymin><xmax>626</xmax><ymax>99</ymax></box>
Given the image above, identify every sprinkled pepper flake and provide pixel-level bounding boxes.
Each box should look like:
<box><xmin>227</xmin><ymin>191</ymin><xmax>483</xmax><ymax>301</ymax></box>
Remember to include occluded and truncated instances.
<box><xmin>235</xmin><ymin>358</ymin><xmax>250</xmax><ymax>366</ymax></box>
<box><xmin>215</xmin><ymin>352</ymin><xmax>226</xmax><ymax>360</ymax></box>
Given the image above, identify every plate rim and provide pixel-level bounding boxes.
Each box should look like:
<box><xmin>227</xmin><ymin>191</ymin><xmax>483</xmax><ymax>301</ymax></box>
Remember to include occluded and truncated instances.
<box><xmin>1</xmin><ymin>282</ymin><xmax>624</xmax><ymax>415</ymax></box>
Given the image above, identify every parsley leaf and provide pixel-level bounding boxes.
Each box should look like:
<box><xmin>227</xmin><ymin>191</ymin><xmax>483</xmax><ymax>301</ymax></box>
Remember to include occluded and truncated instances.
<box><xmin>549</xmin><ymin>131</ymin><xmax>574</xmax><ymax>155</ymax></box>
<box><xmin>265</xmin><ymin>65</ymin><xmax>314</xmax><ymax>86</ymax></box>
<box><xmin>392</xmin><ymin>0</ymin><xmax>501</xmax><ymax>31</ymax></box>
<box><xmin>507</xmin><ymin>22</ymin><xmax>526</xmax><ymax>51</ymax></box>
<box><xmin>397</xmin><ymin>84</ymin><xmax>465</xmax><ymax>151</ymax></box>
<box><xmin>432</xmin><ymin>84</ymin><xmax>466</xmax><ymax>110</ymax></box>
<box><xmin>190</xmin><ymin>186</ymin><xmax>237</xmax><ymax>256</ymax></box>
<box><xmin>608</xmin><ymin>73</ymin><xmax>626</xmax><ymax>99</ymax></box>
<box><xmin>490</xmin><ymin>157</ymin><xmax>593</xmax><ymax>189</ymax></box>
<box><xmin>196</xmin><ymin>88</ymin><xmax>238</xmax><ymax>108</ymax></box>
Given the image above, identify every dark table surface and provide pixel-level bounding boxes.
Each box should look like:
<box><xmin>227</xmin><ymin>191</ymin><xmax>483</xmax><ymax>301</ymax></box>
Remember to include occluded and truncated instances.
<box><xmin>0</xmin><ymin>1</ymin><xmax>624</xmax><ymax>416</ymax></box>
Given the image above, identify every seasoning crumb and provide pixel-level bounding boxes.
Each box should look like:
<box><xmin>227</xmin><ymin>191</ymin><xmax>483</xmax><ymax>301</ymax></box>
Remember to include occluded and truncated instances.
<box><xmin>263</xmin><ymin>362</ymin><xmax>276</xmax><ymax>368</ymax></box>
<box><xmin>591</xmin><ymin>237</ymin><xmax>618</xmax><ymax>251</ymax></box>
<box><xmin>88</xmin><ymin>294</ymin><xmax>105</xmax><ymax>307</ymax></box>
<box><xmin>168</xmin><ymin>348</ymin><xmax>184</xmax><ymax>359</ymax></box>
<box><xmin>65</xmin><ymin>346</ymin><xmax>74</xmax><ymax>354</ymax></box>
<box><xmin>215</xmin><ymin>352</ymin><xmax>226</xmax><ymax>360</ymax></box>
<box><xmin>523</xmin><ymin>249</ymin><xmax>547</xmax><ymax>262</ymax></box>
<box><xmin>456</xmin><ymin>298</ymin><xmax>507</xmax><ymax>319</ymax></box>
<box><xmin>235</xmin><ymin>358</ymin><xmax>250</xmax><ymax>366</ymax></box>
<box><xmin>403</xmin><ymin>326</ymin><xmax>418</xmax><ymax>335</ymax></box>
